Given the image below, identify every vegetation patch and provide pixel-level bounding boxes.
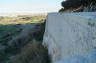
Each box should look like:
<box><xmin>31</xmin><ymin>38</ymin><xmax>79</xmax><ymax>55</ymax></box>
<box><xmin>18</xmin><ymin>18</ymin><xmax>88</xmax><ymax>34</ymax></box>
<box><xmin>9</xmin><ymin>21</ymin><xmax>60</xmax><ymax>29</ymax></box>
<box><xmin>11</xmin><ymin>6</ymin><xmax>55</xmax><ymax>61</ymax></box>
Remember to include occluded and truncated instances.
<box><xmin>0</xmin><ymin>15</ymin><xmax>49</xmax><ymax>63</ymax></box>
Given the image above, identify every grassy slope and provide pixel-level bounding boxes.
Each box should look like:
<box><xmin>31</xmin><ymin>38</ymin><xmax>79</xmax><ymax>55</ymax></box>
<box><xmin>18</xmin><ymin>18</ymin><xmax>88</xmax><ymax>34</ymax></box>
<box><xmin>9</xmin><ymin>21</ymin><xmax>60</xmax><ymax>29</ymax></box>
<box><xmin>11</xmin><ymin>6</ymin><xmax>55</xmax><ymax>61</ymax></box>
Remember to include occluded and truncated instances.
<box><xmin>0</xmin><ymin>15</ymin><xmax>50</xmax><ymax>63</ymax></box>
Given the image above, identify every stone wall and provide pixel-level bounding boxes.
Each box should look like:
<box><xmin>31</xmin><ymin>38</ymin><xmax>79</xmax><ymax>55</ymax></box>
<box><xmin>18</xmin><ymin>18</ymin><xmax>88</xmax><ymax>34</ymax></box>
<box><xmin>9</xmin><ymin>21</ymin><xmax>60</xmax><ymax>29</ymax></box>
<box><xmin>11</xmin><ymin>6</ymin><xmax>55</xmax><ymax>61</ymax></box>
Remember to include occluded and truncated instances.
<box><xmin>43</xmin><ymin>12</ymin><xmax>96</xmax><ymax>63</ymax></box>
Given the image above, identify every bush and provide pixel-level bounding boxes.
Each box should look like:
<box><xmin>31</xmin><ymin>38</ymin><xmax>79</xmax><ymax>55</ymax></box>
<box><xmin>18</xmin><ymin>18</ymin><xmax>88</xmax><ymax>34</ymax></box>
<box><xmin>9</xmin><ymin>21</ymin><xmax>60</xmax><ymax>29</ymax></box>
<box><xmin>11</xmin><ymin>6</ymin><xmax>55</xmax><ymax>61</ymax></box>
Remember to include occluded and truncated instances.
<box><xmin>60</xmin><ymin>0</ymin><xmax>96</xmax><ymax>12</ymax></box>
<box><xmin>8</xmin><ymin>40</ymin><xmax>50</xmax><ymax>63</ymax></box>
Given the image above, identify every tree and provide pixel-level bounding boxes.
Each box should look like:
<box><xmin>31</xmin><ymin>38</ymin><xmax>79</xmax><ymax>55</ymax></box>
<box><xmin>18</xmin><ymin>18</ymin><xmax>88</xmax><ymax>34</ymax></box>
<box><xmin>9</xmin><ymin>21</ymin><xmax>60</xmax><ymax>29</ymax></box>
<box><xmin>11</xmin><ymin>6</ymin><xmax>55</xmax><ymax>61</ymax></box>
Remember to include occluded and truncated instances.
<box><xmin>59</xmin><ymin>0</ymin><xmax>96</xmax><ymax>12</ymax></box>
<box><xmin>61</xmin><ymin>0</ymin><xmax>82</xmax><ymax>9</ymax></box>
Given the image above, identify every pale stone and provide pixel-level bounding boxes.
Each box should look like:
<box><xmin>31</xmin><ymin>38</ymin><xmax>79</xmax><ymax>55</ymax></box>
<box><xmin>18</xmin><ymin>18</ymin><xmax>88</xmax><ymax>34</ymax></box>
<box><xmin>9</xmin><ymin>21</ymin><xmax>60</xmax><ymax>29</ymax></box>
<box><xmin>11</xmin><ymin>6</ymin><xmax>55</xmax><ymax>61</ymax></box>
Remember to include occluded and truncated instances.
<box><xmin>43</xmin><ymin>12</ymin><xmax>96</xmax><ymax>63</ymax></box>
<box><xmin>55</xmin><ymin>49</ymin><xmax>96</xmax><ymax>63</ymax></box>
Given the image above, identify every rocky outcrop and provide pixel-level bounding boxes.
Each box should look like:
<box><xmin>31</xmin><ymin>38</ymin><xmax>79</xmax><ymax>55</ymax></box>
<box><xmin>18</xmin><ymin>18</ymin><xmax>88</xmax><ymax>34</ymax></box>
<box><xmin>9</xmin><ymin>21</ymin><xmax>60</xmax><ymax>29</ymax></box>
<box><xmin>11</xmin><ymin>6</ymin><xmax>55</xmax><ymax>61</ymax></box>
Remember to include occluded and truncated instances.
<box><xmin>43</xmin><ymin>12</ymin><xmax>96</xmax><ymax>63</ymax></box>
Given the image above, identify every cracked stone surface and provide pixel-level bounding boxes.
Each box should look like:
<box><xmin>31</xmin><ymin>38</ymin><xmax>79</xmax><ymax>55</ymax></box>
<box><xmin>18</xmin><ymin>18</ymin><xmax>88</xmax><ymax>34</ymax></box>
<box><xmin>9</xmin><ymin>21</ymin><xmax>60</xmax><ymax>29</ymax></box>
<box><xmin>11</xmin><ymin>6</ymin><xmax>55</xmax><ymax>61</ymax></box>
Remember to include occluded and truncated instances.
<box><xmin>43</xmin><ymin>12</ymin><xmax>96</xmax><ymax>63</ymax></box>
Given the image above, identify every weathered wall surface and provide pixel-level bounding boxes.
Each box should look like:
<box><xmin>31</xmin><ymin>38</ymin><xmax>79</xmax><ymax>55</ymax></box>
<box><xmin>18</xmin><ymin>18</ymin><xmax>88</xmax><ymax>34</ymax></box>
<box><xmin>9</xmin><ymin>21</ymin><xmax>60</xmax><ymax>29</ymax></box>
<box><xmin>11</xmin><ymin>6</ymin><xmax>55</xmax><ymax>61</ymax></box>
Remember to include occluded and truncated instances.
<box><xmin>43</xmin><ymin>12</ymin><xmax>96</xmax><ymax>63</ymax></box>
<box><xmin>55</xmin><ymin>49</ymin><xmax>96</xmax><ymax>63</ymax></box>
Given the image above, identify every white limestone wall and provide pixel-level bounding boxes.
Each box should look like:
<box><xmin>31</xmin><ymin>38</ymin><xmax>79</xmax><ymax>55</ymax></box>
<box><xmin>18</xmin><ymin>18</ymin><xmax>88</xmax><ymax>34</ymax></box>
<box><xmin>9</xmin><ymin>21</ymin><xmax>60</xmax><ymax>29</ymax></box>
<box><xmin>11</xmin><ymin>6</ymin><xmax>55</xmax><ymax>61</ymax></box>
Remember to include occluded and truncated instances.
<box><xmin>55</xmin><ymin>49</ymin><xmax>96</xmax><ymax>63</ymax></box>
<box><xmin>43</xmin><ymin>12</ymin><xmax>96</xmax><ymax>63</ymax></box>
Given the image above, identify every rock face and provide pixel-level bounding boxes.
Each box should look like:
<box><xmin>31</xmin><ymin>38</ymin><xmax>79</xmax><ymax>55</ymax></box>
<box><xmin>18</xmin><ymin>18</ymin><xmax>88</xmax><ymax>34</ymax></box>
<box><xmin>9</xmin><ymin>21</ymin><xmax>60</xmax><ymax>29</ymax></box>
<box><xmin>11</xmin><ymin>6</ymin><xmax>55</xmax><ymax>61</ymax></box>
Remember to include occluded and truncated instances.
<box><xmin>55</xmin><ymin>49</ymin><xmax>96</xmax><ymax>63</ymax></box>
<box><xmin>43</xmin><ymin>12</ymin><xmax>96</xmax><ymax>63</ymax></box>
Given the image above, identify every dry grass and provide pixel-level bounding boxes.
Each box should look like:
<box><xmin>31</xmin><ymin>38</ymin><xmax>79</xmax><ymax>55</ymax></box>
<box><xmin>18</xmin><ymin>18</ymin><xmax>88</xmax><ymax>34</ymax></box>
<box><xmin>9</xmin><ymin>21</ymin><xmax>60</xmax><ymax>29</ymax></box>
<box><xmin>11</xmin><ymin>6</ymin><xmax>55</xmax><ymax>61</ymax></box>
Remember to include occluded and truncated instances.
<box><xmin>6</xmin><ymin>22</ymin><xmax>50</xmax><ymax>63</ymax></box>
<box><xmin>8</xmin><ymin>40</ymin><xmax>50</xmax><ymax>63</ymax></box>
<box><xmin>8</xmin><ymin>23</ymin><xmax>44</xmax><ymax>48</ymax></box>
<box><xmin>0</xmin><ymin>15</ymin><xmax>47</xmax><ymax>63</ymax></box>
<box><xmin>0</xmin><ymin>16</ymin><xmax>45</xmax><ymax>25</ymax></box>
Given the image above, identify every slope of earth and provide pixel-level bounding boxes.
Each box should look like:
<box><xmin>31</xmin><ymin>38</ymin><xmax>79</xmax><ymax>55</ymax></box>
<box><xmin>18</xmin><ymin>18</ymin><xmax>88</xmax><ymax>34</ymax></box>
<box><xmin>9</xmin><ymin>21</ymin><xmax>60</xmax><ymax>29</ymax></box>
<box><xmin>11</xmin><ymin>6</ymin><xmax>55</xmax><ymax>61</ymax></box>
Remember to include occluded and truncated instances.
<box><xmin>0</xmin><ymin>15</ymin><xmax>50</xmax><ymax>63</ymax></box>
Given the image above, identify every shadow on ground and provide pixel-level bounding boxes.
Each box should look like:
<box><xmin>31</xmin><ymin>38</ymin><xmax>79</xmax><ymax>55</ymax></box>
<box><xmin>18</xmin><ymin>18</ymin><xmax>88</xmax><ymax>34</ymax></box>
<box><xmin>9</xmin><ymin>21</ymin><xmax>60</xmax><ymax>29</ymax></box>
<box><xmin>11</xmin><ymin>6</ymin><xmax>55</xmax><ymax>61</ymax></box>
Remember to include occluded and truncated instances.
<box><xmin>0</xmin><ymin>22</ymin><xmax>50</xmax><ymax>63</ymax></box>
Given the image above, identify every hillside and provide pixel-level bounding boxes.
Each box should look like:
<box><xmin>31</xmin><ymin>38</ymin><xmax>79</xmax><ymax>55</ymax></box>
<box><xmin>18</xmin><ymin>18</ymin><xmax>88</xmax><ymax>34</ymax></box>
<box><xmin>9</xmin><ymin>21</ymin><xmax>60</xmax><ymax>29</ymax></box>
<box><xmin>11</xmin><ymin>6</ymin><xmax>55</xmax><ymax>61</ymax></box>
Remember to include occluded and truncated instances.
<box><xmin>0</xmin><ymin>15</ymin><xmax>50</xmax><ymax>63</ymax></box>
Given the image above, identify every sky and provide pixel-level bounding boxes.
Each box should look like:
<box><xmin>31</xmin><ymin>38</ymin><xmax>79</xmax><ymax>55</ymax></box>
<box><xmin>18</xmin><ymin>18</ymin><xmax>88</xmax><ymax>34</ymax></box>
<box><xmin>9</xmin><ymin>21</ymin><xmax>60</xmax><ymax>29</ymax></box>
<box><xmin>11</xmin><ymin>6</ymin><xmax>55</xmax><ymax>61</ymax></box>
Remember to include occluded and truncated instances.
<box><xmin>0</xmin><ymin>0</ymin><xmax>64</xmax><ymax>14</ymax></box>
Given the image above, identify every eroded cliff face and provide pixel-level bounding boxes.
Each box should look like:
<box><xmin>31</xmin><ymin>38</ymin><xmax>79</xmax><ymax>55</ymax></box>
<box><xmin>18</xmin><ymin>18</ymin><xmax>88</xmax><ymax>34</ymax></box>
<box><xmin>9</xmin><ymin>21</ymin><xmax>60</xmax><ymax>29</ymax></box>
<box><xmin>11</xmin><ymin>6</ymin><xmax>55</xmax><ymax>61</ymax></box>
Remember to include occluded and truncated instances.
<box><xmin>43</xmin><ymin>12</ymin><xmax>96</xmax><ymax>63</ymax></box>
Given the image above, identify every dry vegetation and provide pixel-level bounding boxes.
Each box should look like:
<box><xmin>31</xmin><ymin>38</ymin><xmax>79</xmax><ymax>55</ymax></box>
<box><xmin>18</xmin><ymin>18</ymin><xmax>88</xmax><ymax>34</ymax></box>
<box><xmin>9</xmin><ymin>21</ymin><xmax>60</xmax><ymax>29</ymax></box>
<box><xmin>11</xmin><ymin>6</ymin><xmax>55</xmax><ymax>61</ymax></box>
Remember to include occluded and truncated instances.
<box><xmin>0</xmin><ymin>15</ymin><xmax>50</xmax><ymax>63</ymax></box>
<box><xmin>0</xmin><ymin>15</ymin><xmax>45</xmax><ymax>25</ymax></box>
<box><xmin>8</xmin><ymin>40</ymin><xmax>50</xmax><ymax>63</ymax></box>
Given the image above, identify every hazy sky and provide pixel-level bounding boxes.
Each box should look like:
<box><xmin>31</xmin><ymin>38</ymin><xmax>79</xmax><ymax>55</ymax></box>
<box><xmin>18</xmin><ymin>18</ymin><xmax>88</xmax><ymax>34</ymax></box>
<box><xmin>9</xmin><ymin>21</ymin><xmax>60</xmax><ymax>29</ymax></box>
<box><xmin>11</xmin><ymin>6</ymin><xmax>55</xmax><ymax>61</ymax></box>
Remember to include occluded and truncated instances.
<box><xmin>0</xmin><ymin>0</ymin><xmax>64</xmax><ymax>14</ymax></box>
